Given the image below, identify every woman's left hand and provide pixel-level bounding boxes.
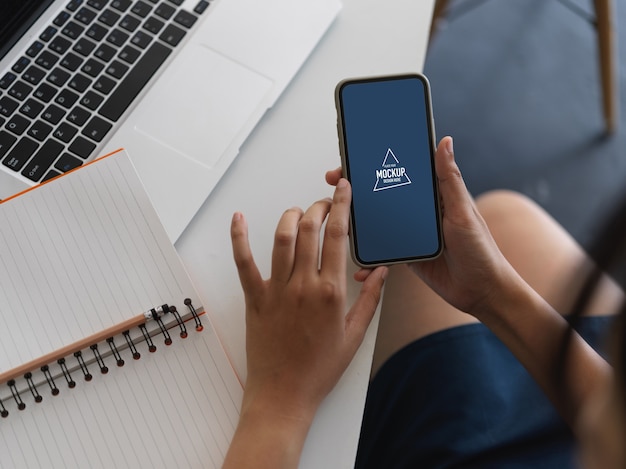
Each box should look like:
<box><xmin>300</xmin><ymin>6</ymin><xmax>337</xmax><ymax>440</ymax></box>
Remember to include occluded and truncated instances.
<box><xmin>224</xmin><ymin>178</ymin><xmax>387</xmax><ymax>469</ymax></box>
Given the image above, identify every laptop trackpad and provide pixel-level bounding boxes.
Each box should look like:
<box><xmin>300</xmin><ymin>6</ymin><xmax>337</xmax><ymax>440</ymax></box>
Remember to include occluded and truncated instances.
<box><xmin>134</xmin><ymin>45</ymin><xmax>273</xmax><ymax>168</ymax></box>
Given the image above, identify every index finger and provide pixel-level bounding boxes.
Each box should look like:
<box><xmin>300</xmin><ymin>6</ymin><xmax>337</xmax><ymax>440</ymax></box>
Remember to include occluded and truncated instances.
<box><xmin>320</xmin><ymin>178</ymin><xmax>351</xmax><ymax>277</ymax></box>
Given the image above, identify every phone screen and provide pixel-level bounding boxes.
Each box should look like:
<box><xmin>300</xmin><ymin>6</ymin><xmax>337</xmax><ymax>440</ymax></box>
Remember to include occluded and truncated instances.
<box><xmin>337</xmin><ymin>74</ymin><xmax>442</xmax><ymax>266</ymax></box>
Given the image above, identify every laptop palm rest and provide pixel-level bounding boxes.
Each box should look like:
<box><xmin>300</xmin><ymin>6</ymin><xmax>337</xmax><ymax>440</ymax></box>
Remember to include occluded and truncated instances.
<box><xmin>134</xmin><ymin>44</ymin><xmax>273</xmax><ymax>168</ymax></box>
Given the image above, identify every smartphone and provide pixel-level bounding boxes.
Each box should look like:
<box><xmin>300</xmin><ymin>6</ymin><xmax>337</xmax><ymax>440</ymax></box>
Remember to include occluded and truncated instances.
<box><xmin>335</xmin><ymin>73</ymin><xmax>443</xmax><ymax>267</ymax></box>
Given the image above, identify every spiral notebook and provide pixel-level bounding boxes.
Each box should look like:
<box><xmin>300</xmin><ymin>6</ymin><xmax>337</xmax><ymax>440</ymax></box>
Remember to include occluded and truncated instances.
<box><xmin>0</xmin><ymin>149</ymin><xmax>243</xmax><ymax>468</ymax></box>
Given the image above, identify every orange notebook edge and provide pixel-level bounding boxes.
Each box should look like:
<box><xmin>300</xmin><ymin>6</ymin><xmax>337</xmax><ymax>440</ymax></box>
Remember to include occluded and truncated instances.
<box><xmin>0</xmin><ymin>148</ymin><xmax>126</xmax><ymax>205</ymax></box>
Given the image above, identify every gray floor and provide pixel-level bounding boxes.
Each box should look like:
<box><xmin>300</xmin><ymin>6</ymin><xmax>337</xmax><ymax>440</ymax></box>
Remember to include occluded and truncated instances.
<box><xmin>423</xmin><ymin>0</ymin><xmax>626</xmax><ymax>250</ymax></box>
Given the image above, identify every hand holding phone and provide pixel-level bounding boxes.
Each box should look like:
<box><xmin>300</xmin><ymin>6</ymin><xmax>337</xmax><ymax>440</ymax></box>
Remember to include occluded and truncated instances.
<box><xmin>335</xmin><ymin>73</ymin><xmax>443</xmax><ymax>267</ymax></box>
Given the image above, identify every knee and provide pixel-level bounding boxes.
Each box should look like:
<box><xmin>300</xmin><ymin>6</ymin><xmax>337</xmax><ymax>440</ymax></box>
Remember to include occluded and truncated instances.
<box><xmin>475</xmin><ymin>189</ymin><xmax>542</xmax><ymax>228</ymax></box>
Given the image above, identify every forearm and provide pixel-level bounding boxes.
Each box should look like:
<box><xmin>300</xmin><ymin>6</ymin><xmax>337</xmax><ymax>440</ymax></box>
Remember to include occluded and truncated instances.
<box><xmin>222</xmin><ymin>399</ymin><xmax>315</xmax><ymax>469</ymax></box>
<box><xmin>475</xmin><ymin>269</ymin><xmax>612</xmax><ymax>428</ymax></box>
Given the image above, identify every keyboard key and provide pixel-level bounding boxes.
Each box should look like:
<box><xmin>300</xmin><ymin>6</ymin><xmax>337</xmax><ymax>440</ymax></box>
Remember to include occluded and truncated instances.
<box><xmin>80</xmin><ymin>90</ymin><xmax>104</xmax><ymax>109</ymax></box>
<box><xmin>22</xmin><ymin>66</ymin><xmax>47</xmax><ymax>86</ymax></box>
<box><xmin>105</xmin><ymin>60</ymin><xmax>128</xmax><ymax>79</ymax></box>
<box><xmin>73</xmin><ymin>37</ymin><xmax>97</xmax><ymax>56</ymax></box>
<box><xmin>54</xmin><ymin>11</ymin><xmax>72</xmax><ymax>26</ymax></box>
<box><xmin>155</xmin><ymin>3</ymin><xmax>175</xmax><ymax>20</ymax></box>
<box><xmin>99</xmin><ymin>9</ymin><xmax>121</xmax><ymax>26</ymax></box>
<box><xmin>26</xmin><ymin>41</ymin><xmax>45</xmax><ymax>58</ymax></box>
<box><xmin>47</xmin><ymin>67</ymin><xmax>72</xmax><ymax>86</ymax></box>
<box><xmin>68</xmin><ymin>73</ymin><xmax>92</xmax><ymax>92</ymax></box>
<box><xmin>33</xmin><ymin>83</ymin><xmax>58</xmax><ymax>103</ymax></box>
<box><xmin>68</xmin><ymin>135</ymin><xmax>96</xmax><ymax>158</ymax></box>
<box><xmin>82</xmin><ymin>115</ymin><xmax>111</xmax><ymax>141</ymax></box>
<box><xmin>0</xmin><ymin>96</ymin><xmax>19</xmax><ymax>116</ymax></box>
<box><xmin>86</xmin><ymin>22</ymin><xmax>108</xmax><ymax>41</ymax></box>
<box><xmin>106</xmin><ymin>28</ymin><xmax>130</xmax><ymax>47</ymax></box>
<box><xmin>130</xmin><ymin>30</ymin><xmax>152</xmax><ymax>49</ymax></box>
<box><xmin>67</xmin><ymin>106</ymin><xmax>91</xmax><ymax>126</ymax></box>
<box><xmin>21</xmin><ymin>139</ymin><xmax>64</xmax><ymax>181</ymax></box>
<box><xmin>8</xmin><ymin>81</ymin><xmax>33</xmax><ymax>101</ymax></box>
<box><xmin>53</xmin><ymin>122</ymin><xmax>78</xmax><ymax>142</ymax></box>
<box><xmin>143</xmin><ymin>16</ymin><xmax>165</xmax><ymax>34</ymax></box>
<box><xmin>0</xmin><ymin>72</ymin><xmax>18</xmax><ymax>90</ymax></box>
<box><xmin>49</xmin><ymin>36</ymin><xmax>73</xmax><ymax>54</ymax></box>
<box><xmin>75</xmin><ymin>7</ymin><xmax>98</xmax><ymax>25</ymax></box>
<box><xmin>12</xmin><ymin>57</ymin><xmax>30</xmax><ymax>74</ymax></box>
<box><xmin>27</xmin><ymin>120</ymin><xmax>53</xmax><ymax>141</ymax></box>
<box><xmin>99</xmin><ymin>41</ymin><xmax>171</xmax><ymax>121</ymax></box>
<box><xmin>131</xmin><ymin>1</ymin><xmax>152</xmax><ymax>17</ymax></box>
<box><xmin>168</xmin><ymin>0</ymin><xmax>184</xmax><ymax>5</ymax></box>
<box><xmin>87</xmin><ymin>0</ymin><xmax>107</xmax><ymax>10</ymax></box>
<box><xmin>2</xmin><ymin>137</ymin><xmax>39</xmax><ymax>171</ymax></box>
<box><xmin>0</xmin><ymin>131</ymin><xmax>17</xmax><ymax>159</ymax></box>
<box><xmin>22</xmin><ymin>66</ymin><xmax>46</xmax><ymax>85</ymax></box>
<box><xmin>66</xmin><ymin>0</ymin><xmax>84</xmax><ymax>12</ymax></box>
<box><xmin>19</xmin><ymin>99</ymin><xmax>45</xmax><ymax>119</ymax></box>
<box><xmin>119</xmin><ymin>14</ymin><xmax>141</xmax><ymax>32</ymax></box>
<box><xmin>173</xmin><ymin>10</ymin><xmax>198</xmax><ymax>29</ymax></box>
<box><xmin>159</xmin><ymin>23</ymin><xmax>185</xmax><ymax>47</ymax></box>
<box><xmin>55</xmin><ymin>152</ymin><xmax>83</xmax><ymax>172</ymax></box>
<box><xmin>81</xmin><ymin>58</ymin><xmax>105</xmax><ymax>77</ymax></box>
<box><xmin>95</xmin><ymin>43</ymin><xmax>117</xmax><ymax>62</ymax></box>
<box><xmin>43</xmin><ymin>169</ymin><xmax>62</xmax><ymax>181</ymax></box>
<box><xmin>35</xmin><ymin>50</ymin><xmax>60</xmax><ymax>69</ymax></box>
<box><xmin>42</xmin><ymin>104</ymin><xmax>66</xmax><ymax>124</ymax></box>
<box><xmin>60</xmin><ymin>52</ymin><xmax>84</xmax><ymax>71</ymax></box>
<box><xmin>111</xmin><ymin>0</ymin><xmax>132</xmax><ymax>12</ymax></box>
<box><xmin>55</xmin><ymin>89</ymin><xmax>80</xmax><ymax>108</ymax></box>
<box><xmin>5</xmin><ymin>115</ymin><xmax>30</xmax><ymax>135</ymax></box>
<box><xmin>39</xmin><ymin>26</ymin><xmax>58</xmax><ymax>42</ymax></box>
<box><xmin>118</xmin><ymin>45</ymin><xmax>140</xmax><ymax>64</ymax></box>
<box><xmin>61</xmin><ymin>21</ymin><xmax>86</xmax><ymax>40</ymax></box>
<box><xmin>93</xmin><ymin>75</ymin><xmax>116</xmax><ymax>94</ymax></box>
<box><xmin>194</xmin><ymin>0</ymin><xmax>209</xmax><ymax>14</ymax></box>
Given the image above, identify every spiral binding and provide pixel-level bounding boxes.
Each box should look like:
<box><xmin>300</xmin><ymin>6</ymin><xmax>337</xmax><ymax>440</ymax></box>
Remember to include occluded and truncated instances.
<box><xmin>0</xmin><ymin>299</ymin><xmax>203</xmax><ymax>418</ymax></box>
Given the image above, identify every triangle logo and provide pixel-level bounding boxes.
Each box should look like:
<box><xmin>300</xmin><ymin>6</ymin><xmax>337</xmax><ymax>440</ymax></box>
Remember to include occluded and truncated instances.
<box><xmin>373</xmin><ymin>148</ymin><xmax>412</xmax><ymax>192</ymax></box>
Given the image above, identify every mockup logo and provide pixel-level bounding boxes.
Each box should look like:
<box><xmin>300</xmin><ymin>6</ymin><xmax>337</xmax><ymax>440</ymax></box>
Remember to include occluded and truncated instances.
<box><xmin>373</xmin><ymin>148</ymin><xmax>412</xmax><ymax>192</ymax></box>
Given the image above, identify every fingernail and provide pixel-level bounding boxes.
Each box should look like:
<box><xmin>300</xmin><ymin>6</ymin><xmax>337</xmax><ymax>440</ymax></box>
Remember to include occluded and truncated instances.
<box><xmin>445</xmin><ymin>136</ymin><xmax>454</xmax><ymax>155</ymax></box>
<box><xmin>337</xmin><ymin>178</ymin><xmax>348</xmax><ymax>189</ymax></box>
<box><xmin>232</xmin><ymin>212</ymin><xmax>242</xmax><ymax>222</ymax></box>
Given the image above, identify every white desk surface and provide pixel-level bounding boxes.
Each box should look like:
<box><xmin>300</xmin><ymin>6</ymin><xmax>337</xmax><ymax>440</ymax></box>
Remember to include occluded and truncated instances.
<box><xmin>175</xmin><ymin>0</ymin><xmax>435</xmax><ymax>466</ymax></box>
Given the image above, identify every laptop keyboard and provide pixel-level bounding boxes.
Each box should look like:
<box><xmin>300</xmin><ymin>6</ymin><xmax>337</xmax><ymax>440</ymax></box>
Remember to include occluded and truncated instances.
<box><xmin>0</xmin><ymin>0</ymin><xmax>209</xmax><ymax>183</ymax></box>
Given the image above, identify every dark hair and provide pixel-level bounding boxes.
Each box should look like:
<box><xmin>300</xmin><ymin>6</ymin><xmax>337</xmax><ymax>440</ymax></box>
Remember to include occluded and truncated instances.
<box><xmin>561</xmin><ymin>191</ymin><xmax>626</xmax><ymax>414</ymax></box>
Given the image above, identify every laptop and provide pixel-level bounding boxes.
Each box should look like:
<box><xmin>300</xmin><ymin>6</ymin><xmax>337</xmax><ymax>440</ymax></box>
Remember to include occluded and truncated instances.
<box><xmin>0</xmin><ymin>0</ymin><xmax>341</xmax><ymax>241</ymax></box>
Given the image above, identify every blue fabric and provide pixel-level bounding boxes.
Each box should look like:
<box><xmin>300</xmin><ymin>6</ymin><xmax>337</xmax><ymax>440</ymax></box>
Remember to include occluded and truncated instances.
<box><xmin>354</xmin><ymin>316</ymin><xmax>614</xmax><ymax>468</ymax></box>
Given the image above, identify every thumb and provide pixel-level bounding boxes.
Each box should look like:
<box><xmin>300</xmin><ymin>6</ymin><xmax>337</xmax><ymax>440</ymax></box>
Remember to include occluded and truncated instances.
<box><xmin>344</xmin><ymin>266</ymin><xmax>387</xmax><ymax>354</ymax></box>
<box><xmin>434</xmin><ymin>136</ymin><xmax>475</xmax><ymax>220</ymax></box>
<box><xmin>231</xmin><ymin>212</ymin><xmax>264</xmax><ymax>304</ymax></box>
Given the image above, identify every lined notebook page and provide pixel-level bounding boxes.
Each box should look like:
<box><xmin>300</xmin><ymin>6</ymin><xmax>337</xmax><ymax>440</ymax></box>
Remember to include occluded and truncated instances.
<box><xmin>0</xmin><ymin>150</ymin><xmax>242</xmax><ymax>468</ymax></box>
<box><xmin>0</xmin><ymin>150</ymin><xmax>200</xmax><ymax>372</ymax></box>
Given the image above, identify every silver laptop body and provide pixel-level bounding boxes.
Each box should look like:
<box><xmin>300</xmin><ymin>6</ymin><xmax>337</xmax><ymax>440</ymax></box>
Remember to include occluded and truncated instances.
<box><xmin>0</xmin><ymin>0</ymin><xmax>341</xmax><ymax>241</ymax></box>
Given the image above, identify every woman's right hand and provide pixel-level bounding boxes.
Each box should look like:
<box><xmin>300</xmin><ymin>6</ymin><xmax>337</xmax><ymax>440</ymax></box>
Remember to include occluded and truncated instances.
<box><xmin>406</xmin><ymin>136</ymin><xmax>524</xmax><ymax>318</ymax></box>
<box><xmin>326</xmin><ymin>136</ymin><xmax>523</xmax><ymax>319</ymax></box>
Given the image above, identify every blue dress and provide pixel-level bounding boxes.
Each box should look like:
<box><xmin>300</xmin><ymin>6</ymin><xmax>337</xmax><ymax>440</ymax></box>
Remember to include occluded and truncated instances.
<box><xmin>354</xmin><ymin>316</ymin><xmax>614</xmax><ymax>468</ymax></box>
